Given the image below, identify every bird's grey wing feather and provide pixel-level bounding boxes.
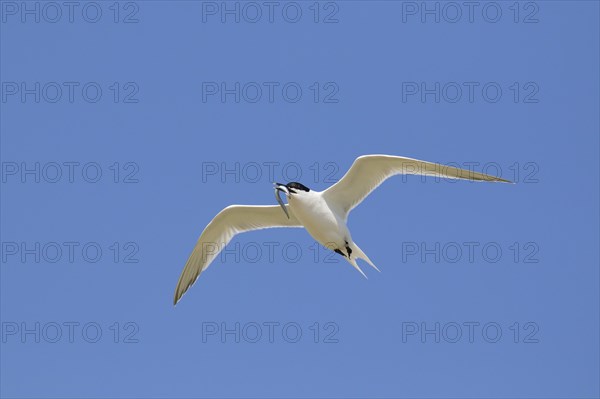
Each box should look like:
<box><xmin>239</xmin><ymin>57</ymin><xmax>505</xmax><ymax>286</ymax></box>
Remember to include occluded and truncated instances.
<box><xmin>174</xmin><ymin>204</ymin><xmax>301</xmax><ymax>305</ymax></box>
<box><xmin>323</xmin><ymin>154</ymin><xmax>511</xmax><ymax>216</ymax></box>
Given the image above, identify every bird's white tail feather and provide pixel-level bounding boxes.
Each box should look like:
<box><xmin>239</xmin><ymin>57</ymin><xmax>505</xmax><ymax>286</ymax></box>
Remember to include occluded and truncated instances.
<box><xmin>344</xmin><ymin>256</ymin><xmax>367</xmax><ymax>279</ymax></box>
<box><xmin>351</xmin><ymin>243</ymin><xmax>380</xmax><ymax>272</ymax></box>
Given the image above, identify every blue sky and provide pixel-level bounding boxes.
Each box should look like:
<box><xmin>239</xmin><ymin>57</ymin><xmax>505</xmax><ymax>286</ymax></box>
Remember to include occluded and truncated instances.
<box><xmin>1</xmin><ymin>1</ymin><xmax>599</xmax><ymax>398</ymax></box>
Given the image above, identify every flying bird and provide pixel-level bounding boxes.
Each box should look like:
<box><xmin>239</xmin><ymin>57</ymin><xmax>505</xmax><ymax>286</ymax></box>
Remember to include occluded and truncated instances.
<box><xmin>174</xmin><ymin>155</ymin><xmax>511</xmax><ymax>304</ymax></box>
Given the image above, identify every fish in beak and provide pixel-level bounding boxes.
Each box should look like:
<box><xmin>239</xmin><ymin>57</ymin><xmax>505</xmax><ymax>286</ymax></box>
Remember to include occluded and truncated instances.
<box><xmin>274</xmin><ymin>182</ymin><xmax>290</xmax><ymax>219</ymax></box>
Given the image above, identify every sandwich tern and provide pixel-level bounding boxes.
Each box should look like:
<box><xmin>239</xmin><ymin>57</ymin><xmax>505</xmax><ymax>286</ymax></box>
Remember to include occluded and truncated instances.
<box><xmin>174</xmin><ymin>154</ymin><xmax>511</xmax><ymax>304</ymax></box>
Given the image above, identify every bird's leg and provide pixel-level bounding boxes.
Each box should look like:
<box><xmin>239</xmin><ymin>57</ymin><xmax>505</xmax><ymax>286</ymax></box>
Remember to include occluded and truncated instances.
<box><xmin>334</xmin><ymin>241</ymin><xmax>353</xmax><ymax>258</ymax></box>
<box><xmin>345</xmin><ymin>241</ymin><xmax>352</xmax><ymax>258</ymax></box>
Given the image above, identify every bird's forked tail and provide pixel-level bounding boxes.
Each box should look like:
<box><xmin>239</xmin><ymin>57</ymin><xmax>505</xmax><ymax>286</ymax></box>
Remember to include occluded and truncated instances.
<box><xmin>344</xmin><ymin>242</ymin><xmax>380</xmax><ymax>278</ymax></box>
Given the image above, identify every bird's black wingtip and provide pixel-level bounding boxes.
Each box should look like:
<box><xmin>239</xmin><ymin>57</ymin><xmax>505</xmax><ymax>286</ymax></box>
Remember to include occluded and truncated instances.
<box><xmin>173</xmin><ymin>291</ymin><xmax>181</xmax><ymax>306</ymax></box>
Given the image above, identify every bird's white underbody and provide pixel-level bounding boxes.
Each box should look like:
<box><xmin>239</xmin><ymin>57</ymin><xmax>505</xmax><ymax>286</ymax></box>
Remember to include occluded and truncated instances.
<box><xmin>174</xmin><ymin>154</ymin><xmax>511</xmax><ymax>305</ymax></box>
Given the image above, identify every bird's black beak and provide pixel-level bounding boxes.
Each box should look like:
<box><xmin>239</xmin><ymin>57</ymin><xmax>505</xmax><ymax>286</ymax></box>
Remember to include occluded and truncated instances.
<box><xmin>273</xmin><ymin>183</ymin><xmax>290</xmax><ymax>219</ymax></box>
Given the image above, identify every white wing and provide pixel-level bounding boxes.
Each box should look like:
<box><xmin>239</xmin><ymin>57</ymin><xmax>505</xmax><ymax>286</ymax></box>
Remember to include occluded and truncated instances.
<box><xmin>174</xmin><ymin>205</ymin><xmax>301</xmax><ymax>305</ymax></box>
<box><xmin>323</xmin><ymin>154</ymin><xmax>511</xmax><ymax>216</ymax></box>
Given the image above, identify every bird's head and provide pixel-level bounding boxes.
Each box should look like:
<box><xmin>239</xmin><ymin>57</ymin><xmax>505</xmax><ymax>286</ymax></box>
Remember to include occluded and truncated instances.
<box><xmin>273</xmin><ymin>182</ymin><xmax>310</xmax><ymax>218</ymax></box>
<box><xmin>275</xmin><ymin>182</ymin><xmax>310</xmax><ymax>196</ymax></box>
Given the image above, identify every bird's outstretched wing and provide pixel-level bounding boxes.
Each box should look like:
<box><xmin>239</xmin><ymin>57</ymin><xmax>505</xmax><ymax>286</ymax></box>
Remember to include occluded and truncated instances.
<box><xmin>323</xmin><ymin>154</ymin><xmax>511</xmax><ymax>216</ymax></box>
<box><xmin>174</xmin><ymin>205</ymin><xmax>301</xmax><ymax>305</ymax></box>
